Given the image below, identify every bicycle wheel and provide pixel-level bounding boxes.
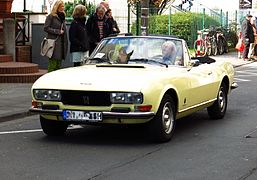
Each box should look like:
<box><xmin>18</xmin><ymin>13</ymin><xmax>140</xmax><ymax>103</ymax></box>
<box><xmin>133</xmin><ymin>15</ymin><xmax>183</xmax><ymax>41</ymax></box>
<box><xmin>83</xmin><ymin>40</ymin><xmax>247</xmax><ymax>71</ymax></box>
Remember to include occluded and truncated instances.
<box><xmin>223</xmin><ymin>39</ymin><xmax>229</xmax><ymax>53</ymax></box>
<box><xmin>211</xmin><ymin>38</ymin><xmax>218</xmax><ymax>56</ymax></box>
<box><xmin>205</xmin><ymin>39</ymin><xmax>212</xmax><ymax>56</ymax></box>
<box><xmin>217</xmin><ymin>37</ymin><xmax>224</xmax><ymax>55</ymax></box>
<box><xmin>194</xmin><ymin>39</ymin><xmax>206</xmax><ymax>56</ymax></box>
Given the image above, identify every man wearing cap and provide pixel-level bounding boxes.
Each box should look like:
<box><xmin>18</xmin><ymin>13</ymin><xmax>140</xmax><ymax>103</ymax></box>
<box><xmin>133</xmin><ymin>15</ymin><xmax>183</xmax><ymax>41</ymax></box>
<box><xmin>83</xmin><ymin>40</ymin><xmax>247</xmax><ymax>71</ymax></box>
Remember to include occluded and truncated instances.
<box><xmin>241</xmin><ymin>14</ymin><xmax>255</xmax><ymax>60</ymax></box>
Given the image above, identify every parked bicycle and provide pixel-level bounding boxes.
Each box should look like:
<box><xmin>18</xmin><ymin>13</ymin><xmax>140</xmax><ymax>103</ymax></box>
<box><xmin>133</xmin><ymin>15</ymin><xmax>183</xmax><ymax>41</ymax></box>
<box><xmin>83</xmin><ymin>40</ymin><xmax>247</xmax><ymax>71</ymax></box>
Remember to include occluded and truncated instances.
<box><xmin>215</xmin><ymin>27</ymin><xmax>229</xmax><ymax>55</ymax></box>
<box><xmin>194</xmin><ymin>27</ymin><xmax>229</xmax><ymax>56</ymax></box>
<box><xmin>193</xmin><ymin>29</ymin><xmax>212</xmax><ymax>56</ymax></box>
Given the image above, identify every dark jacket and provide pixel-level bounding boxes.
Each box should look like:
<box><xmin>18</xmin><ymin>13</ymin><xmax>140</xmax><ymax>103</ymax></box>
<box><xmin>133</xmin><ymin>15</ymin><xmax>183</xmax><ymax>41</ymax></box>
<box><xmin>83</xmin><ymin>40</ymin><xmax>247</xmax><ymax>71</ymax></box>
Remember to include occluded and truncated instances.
<box><xmin>241</xmin><ymin>18</ymin><xmax>254</xmax><ymax>44</ymax></box>
<box><xmin>86</xmin><ymin>13</ymin><xmax>113</xmax><ymax>44</ymax></box>
<box><xmin>69</xmin><ymin>17</ymin><xmax>90</xmax><ymax>53</ymax></box>
<box><xmin>109</xmin><ymin>17</ymin><xmax>120</xmax><ymax>34</ymax></box>
<box><xmin>44</xmin><ymin>14</ymin><xmax>68</xmax><ymax>60</ymax></box>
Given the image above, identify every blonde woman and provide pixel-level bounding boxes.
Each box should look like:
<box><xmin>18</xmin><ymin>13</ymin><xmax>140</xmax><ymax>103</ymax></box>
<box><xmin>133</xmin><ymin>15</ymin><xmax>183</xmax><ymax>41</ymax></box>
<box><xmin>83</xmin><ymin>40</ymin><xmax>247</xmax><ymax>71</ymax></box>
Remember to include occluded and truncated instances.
<box><xmin>44</xmin><ymin>0</ymin><xmax>68</xmax><ymax>72</ymax></box>
<box><xmin>69</xmin><ymin>4</ymin><xmax>90</xmax><ymax>67</ymax></box>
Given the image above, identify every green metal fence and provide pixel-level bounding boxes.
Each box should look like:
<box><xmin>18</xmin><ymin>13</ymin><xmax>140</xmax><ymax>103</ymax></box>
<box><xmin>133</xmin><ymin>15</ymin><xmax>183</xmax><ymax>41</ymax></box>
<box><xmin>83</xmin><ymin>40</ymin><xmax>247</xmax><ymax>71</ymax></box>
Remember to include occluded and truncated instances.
<box><xmin>118</xmin><ymin>4</ymin><xmax>239</xmax><ymax>48</ymax></box>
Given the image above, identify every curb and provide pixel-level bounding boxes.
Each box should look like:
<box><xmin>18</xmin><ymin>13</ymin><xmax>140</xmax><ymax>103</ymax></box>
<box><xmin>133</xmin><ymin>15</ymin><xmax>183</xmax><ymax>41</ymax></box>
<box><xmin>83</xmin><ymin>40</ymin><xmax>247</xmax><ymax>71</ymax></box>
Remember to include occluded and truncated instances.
<box><xmin>0</xmin><ymin>111</ymin><xmax>35</xmax><ymax>123</ymax></box>
<box><xmin>233</xmin><ymin>60</ymin><xmax>254</xmax><ymax>68</ymax></box>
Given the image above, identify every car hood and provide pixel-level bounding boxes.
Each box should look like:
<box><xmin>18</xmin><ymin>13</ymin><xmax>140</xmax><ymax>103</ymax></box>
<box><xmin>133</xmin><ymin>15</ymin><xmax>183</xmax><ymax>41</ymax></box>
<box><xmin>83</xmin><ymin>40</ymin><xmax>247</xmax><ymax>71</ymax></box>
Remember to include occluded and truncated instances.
<box><xmin>32</xmin><ymin>64</ymin><xmax>178</xmax><ymax>92</ymax></box>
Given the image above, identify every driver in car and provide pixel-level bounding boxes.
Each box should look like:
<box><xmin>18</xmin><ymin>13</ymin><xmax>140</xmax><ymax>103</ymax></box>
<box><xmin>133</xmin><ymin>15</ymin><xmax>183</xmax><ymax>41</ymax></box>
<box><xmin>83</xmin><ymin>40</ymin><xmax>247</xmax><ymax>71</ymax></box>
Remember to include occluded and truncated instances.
<box><xmin>161</xmin><ymin>41</ymin><xmax>177</xmax><ymax>65</ymax></box>
<box><xmin>117</xmin><ymin>47</ymin><xmax>133</xmax><ymax>64</ymax></box>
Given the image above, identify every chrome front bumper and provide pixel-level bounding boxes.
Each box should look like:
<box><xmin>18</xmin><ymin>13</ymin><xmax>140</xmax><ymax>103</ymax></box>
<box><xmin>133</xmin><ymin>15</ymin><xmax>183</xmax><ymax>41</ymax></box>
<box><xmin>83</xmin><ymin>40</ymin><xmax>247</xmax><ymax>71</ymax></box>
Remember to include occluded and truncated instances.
<box><xmin>29</xmin><ymin>107</ymin><xmax>155</xmax><ymax>119</ymax></box>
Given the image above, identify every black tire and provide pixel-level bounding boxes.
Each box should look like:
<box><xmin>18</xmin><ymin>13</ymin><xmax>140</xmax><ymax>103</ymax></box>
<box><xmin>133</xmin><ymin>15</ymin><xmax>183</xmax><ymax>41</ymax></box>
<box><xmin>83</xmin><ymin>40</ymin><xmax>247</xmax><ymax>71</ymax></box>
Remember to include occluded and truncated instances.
<box><xmin>148</xmin><ymin>94</ymin><xmax>176</xmax><ymax>142</ymax></box>
<box><xmin>207</xmin><ymin>82</ymin><xmax>228</xmax><ymax>119</ymax></box>
<box><xmin>40</xmin><ymin>116</ymin><xmax>68</xmax><ymax>136</ymax></box>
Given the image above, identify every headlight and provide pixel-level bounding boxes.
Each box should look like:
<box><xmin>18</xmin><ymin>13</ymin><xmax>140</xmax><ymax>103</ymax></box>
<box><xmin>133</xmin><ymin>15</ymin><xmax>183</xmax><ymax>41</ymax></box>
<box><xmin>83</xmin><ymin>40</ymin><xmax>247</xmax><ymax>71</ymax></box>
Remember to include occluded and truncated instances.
<box><xmin>110</xmin><ymin>92</ymin><xmax>143</xmax><ymax>104</ymax></box>
<box><xmin>33</xmin><ymin>89</ymin><xmax>61</xmax><ymax>101</ymax></box>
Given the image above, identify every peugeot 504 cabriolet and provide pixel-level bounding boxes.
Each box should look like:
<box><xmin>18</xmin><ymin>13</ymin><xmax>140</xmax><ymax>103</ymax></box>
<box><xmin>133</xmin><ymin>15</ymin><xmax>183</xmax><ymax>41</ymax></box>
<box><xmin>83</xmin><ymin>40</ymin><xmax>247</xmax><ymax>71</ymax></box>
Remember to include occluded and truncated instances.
<box><xmin>30</xmin><ymin>35</ymin><xmax>237</xmax><ymax>142</ymax></box>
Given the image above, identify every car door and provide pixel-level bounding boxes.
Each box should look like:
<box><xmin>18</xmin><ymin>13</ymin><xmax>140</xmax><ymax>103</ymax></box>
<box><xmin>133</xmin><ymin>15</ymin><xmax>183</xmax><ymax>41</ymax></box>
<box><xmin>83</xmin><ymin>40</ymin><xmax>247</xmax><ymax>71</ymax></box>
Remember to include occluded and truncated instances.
<box><xmin>186</xmin><ymin>63</ymin><xmax>218</xmax><ymax>107</ymax></box>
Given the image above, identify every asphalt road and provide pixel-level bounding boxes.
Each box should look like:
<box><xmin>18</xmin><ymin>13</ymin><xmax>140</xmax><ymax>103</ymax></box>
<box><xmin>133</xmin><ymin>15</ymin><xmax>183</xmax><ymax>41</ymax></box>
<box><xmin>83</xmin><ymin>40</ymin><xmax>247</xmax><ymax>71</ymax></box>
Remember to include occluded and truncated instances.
<box><xmin>0</xmin><ymin>63</ymin><xmax>257</xmax><ymax>180</ymax></box>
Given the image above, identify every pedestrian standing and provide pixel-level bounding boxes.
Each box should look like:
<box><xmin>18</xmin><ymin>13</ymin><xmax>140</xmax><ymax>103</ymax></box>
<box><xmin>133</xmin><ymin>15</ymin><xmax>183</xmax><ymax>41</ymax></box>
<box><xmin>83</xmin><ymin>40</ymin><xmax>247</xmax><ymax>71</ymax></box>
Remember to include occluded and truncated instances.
<box><xmin>106</xmin><ymin>9</ymin><xmax>120</xmax><ymax>35</ymax></box>
<box><xmin>43</xmin><ymin>0</ymin><xmax>68</xmax><ymax>72</ymax></box>
<box><xmin>100</xmin><ymin>1</ymin><xmax>120</xmax><ymax>35</ymax></box>
<box><xmin>241</xmin><ymin>14</ymin><xmax>254</xmax><ymax>61</ymax></box>
<box><xmin>86</xmin><ymin>5</ymin><xmax>113</xmax><ymax>55</ymax></box>
<box><xmin>250</xmin><ymin>17</ymin><xmax>257</xmax><ymax>60</ymax></box>
<box><xmin>69</xmin><ymin>4</ymin><xmax>90</xmax><ymax>67</ymax></box>
<box><xmin>235</xmin><ymin>30</ymin><xmax>244</xmax><ymax>59</ymax></box>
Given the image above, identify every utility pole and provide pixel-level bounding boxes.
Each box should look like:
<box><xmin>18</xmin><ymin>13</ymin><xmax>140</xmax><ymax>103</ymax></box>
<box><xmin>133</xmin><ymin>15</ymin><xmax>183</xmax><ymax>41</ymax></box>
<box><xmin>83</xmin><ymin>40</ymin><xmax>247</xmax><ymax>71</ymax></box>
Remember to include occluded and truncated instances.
<box><xmin>141</xmin><ymin>0</ymin><xmax>149</xmax><ymax>35</ymax></box>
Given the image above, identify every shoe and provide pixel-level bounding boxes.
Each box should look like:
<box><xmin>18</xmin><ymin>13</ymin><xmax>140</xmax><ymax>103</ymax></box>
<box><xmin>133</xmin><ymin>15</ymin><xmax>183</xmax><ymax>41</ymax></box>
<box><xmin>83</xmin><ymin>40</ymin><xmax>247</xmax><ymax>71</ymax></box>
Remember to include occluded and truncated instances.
<box><xmin>243</xmin><ymin>58</ymin><xmax>249</xmax><ymax>61</ymax></box>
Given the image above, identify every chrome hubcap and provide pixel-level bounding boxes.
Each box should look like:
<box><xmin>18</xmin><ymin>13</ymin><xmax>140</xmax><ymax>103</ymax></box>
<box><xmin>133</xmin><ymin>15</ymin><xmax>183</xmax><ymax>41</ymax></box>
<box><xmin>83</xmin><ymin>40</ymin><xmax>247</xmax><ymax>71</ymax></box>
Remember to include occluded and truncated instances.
<box><xmin>162</xmin><ymin>102</ymin><xmax>174</xmax><ymax>134</ymax></box>
<box><xmin>218</xmin><ymin>88</ymin><xmax>226</xmax><ymax>112</ymax></box>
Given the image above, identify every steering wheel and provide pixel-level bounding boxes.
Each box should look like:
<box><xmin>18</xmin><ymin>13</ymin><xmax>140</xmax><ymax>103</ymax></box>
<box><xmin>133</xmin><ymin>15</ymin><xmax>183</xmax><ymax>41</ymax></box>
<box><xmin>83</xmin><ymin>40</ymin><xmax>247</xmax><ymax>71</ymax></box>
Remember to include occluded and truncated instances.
<box><xmin>108</xmin><ymin>50</ymin><xmax>115</xmax><ymax>61</ymax></box>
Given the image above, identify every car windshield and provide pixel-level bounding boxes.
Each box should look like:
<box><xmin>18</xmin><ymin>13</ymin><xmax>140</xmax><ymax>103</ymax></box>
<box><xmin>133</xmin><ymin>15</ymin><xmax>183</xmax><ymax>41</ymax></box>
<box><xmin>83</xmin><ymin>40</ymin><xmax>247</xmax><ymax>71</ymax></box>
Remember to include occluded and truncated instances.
<box><xmin>86</xmin><ymin>37</ymin><xmax>183</xmax><ymax>66</ymax></box>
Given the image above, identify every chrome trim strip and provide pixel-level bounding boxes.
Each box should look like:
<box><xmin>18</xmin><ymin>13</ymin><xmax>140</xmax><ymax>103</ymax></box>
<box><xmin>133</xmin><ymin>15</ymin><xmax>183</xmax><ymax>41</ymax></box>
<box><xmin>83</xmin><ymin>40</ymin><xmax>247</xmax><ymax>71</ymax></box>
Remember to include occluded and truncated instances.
<box><xmin>103</xmin><ymin>111</ymin><xmax>155</xmax><ymax>119</ymax></box>
<box><xmin>29</xmin><ymin>107</ymin><xmax>155</xmax><ymax>119</ymax></box>
<box><xmin>179</xmin><ymin>98</ymin><xmax>216</xmax><ymax>113</ymax></box>
<box><xmin>29</xmin><ymin>108</ymin><xmax>63</xmax><ymax>115</ymax></box>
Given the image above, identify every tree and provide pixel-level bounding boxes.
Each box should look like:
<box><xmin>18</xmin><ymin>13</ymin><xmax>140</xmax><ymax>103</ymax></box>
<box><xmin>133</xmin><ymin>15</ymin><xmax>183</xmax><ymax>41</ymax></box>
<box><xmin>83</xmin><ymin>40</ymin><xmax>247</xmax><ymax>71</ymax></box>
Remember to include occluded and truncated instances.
<box><xmin>64</xmin><ymin>0</ymin><xmax>96</xmax><ymax>18</ymax></box>
<box><xmin>127</xmin><ymin>0</ymin><xmax>175</xmax><ymax>15</ymax></box>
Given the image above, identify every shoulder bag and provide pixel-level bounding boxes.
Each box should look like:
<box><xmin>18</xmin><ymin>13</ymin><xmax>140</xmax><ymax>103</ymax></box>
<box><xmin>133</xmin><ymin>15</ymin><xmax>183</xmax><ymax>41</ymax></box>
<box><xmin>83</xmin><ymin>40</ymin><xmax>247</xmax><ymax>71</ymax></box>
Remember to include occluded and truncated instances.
<box><xmin>40</xmin><ymin>23</ymin><xmax>63</xmax><ymax>58</ymax></box>
<box><xmin>40</xmin><ymin>38</ymin><xmax>57</xmax><ymax>58</ymax></box>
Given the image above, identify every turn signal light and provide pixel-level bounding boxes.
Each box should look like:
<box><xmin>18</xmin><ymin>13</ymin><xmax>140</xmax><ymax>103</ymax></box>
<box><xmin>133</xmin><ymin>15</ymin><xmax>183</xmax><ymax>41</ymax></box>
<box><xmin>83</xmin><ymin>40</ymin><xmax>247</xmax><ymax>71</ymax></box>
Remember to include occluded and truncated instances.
<box><xmin>135</xmin><ymin>105</ymin><xmax>152</xmax><ymax>112</ymax></box>
<box><xmin>31</xmin><ymin>101</ymin><xmax>42</xmax><ymax>108</ymax></box>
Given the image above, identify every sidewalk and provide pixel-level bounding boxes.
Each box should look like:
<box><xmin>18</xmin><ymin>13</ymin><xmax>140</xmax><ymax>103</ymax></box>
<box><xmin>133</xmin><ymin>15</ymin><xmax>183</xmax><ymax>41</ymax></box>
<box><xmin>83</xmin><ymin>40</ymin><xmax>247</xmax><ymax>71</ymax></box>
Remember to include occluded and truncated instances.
<box><xmin>0</xmin><ymin>51</ymin><xmax>253</xmax><ymax>122</ymax></box>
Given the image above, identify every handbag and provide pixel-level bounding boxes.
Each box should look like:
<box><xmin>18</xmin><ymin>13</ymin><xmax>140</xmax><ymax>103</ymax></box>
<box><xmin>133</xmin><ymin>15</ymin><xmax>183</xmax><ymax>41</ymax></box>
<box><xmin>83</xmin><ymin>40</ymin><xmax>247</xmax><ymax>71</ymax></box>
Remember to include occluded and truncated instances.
<box><xmin>40</xmin><ymin>38</ymin><xmax>56</xmax><ymax>58</ymax></box>
<box><xmin>40</xmin><ymin>23</ymin><xmax>63</xmax><ymax>58</ymax></box>
<box><xmin>235</xmin><ymin>40</ymin><xmax>244</xmax><ymax>52</ymax></box>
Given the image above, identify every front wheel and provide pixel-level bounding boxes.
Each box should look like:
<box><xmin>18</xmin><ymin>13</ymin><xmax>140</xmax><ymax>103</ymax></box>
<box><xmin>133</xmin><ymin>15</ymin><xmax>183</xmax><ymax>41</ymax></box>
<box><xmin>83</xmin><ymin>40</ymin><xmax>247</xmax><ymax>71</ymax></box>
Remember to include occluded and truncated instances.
<box><xmin>207</xmin><ymin>82</ymin><xmax>228</xmax><ymax>119</ymax></box>
<box><xmin>40</xmin><ymin>116</ymin><xmax>68</xmax><ymax>136</ymax></box>
<box><xmin>147</xmin><ymin>94</ymin><xmax>176</xmax><ymax>142</ymax></box>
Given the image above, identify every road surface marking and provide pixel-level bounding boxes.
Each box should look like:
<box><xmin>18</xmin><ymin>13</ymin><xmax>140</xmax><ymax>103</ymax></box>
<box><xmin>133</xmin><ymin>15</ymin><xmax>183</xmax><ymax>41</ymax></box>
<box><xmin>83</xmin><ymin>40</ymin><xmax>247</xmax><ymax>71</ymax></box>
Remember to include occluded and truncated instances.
<box><xmin>0</xmin><ymin>125</ymin><xmax>83</xmax><ymax>135</ymax></box>
<box><xmin>0</xmin><ymin>129</ymin><xmax>42</xmax><ymax>135</ymax></box>
<box><xmin>234</xmin><ymin>77</ymin><xmax>250</xmax><ymax>82</ymax></box>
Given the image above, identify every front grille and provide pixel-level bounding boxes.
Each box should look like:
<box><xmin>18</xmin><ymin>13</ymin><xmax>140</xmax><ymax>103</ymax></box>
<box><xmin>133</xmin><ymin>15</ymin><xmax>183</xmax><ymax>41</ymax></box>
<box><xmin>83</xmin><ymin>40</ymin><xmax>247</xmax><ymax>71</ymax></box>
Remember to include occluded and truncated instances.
<box><xmin>61</xmin><ymin>90</ymin><xmax>111</xmax><ymax>106</ymax></box>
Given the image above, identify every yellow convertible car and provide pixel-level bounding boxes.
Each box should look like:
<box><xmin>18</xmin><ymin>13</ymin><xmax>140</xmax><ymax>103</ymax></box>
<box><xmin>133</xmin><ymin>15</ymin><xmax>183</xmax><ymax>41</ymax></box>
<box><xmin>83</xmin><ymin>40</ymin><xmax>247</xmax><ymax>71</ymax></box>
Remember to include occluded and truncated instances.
<box><xmin>30</xmin><ymin>35</ymin><xmax>237</xmax><ymax>142</ymax></box>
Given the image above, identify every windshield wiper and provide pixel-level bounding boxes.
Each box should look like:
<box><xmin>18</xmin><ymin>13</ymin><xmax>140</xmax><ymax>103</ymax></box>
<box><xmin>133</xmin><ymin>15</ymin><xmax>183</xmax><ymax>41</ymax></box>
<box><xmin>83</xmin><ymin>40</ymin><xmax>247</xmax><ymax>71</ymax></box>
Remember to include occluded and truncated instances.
<box><xmin>88</xmin><ymin>58</ymin><xmax>112</xmax><ymax>64</ymax></box>
<box><xmin>129</xmin><ymin>58</ymin><xmax>168</xmax><ymax>68</ymax></box>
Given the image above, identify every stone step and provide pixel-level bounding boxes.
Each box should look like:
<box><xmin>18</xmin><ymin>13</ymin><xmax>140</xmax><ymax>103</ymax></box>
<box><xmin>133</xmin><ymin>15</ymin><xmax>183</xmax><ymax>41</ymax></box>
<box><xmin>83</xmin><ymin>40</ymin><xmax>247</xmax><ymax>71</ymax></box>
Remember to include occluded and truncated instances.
<box><xmin>0</xmin><ymin>62</ymin><xmax>38</xmax><ymax>74</ymax></box>
<box><xmin>16</xmin><ymin>45</ymin><xmax>31</xmax><ymax>63</ymax></box>
<box><xmin>0</xmin><ymin>54</ymin><xmax>12</xmax><ymax>62</ymax></box>
<box><xmin>0</xmin><ymin>69</ymin><xmax>47</xmax><ymax>83</ymax></box>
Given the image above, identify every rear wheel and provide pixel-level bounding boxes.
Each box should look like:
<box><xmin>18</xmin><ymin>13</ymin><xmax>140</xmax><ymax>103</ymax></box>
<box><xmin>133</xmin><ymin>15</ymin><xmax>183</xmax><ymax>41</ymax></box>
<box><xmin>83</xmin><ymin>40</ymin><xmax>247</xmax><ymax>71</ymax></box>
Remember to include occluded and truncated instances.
<box><xmin>40</xmin><ymin>116</ymin><xmax>68</xmax><ymax>136</ymax></box>
<box><xmin>207</xmin><ymin>82</ymin><xmax>227</xmax><ymax>119</ymax></box>
<box><xmin>148</xmin><ymin>94</ymin><xmax>176</xmax><ymax>142</ymax></box>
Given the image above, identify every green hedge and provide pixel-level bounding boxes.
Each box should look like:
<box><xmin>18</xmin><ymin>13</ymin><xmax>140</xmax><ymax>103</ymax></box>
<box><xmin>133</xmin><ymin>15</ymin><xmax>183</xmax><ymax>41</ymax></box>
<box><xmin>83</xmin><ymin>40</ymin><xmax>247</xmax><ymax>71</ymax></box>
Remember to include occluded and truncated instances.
<box><xmin>131</xmin><ymin>12</ymin><xmax>221</xmax><ymax>48</ymax></box>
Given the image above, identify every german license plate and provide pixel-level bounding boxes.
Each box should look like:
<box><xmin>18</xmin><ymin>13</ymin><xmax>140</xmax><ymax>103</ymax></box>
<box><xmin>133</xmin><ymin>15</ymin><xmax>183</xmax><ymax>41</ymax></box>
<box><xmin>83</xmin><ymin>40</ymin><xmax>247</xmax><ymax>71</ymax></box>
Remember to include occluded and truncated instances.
<box><xmin>63</xmin><ymin>110</ymin><xmax>102</xmax><ymax>122</ymax></box>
